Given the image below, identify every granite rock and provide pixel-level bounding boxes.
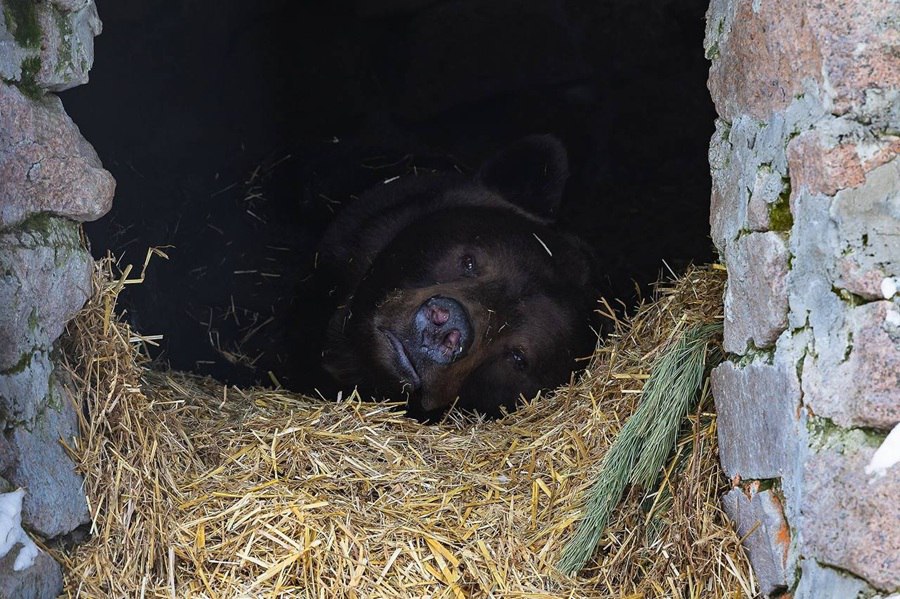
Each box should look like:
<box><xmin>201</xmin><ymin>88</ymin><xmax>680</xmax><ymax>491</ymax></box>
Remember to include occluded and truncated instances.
<box><xmin>711</xmin><ymin>359</ymin><xmax>804</xmax><ymax>482</ymax></box>
<box><xmin>0</xmin><ymin>83</ymin><xmax>115</xmax><ymax>228</ymax></box>
<box><xmin>800</xmin><ymin>430</ymin><xmax>900</xmax><ymax>592</ymax></box>
<box><xmin>723</xmin><ymin>232</ymin><xmax>790</xmax><ymax>353</ymax></box>
<box><xmin>722</xmin><ymin>486</ymin><xmax>792</xmax><ymax>596</ymax></box>
<box><xmin>2</xmin><ymin>378</ymin><xmax>90</xmax><ymax>539</ymax></box>
<box><xmin>0</xmin><ymin>548</ymin><xmax>64</xmax><ymax>599</ymax></box>
<box><xmin>0</xmin><ymin>217</ymin><xmax>92</xmax><ymax>371</ymax></box>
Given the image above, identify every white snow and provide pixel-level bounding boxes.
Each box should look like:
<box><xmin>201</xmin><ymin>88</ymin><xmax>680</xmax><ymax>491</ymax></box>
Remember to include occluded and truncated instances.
<box><xmin>865</xmin><ymin>423</ymin><xmax>900</xmax><ymax>478</ymax></box>
<box><xmin>881</xmin><ymin>276</ymin><xmax>898</xmax><ymax>300</ymax></box>
<box><xmin>887</xmin><ymin>309</ymin><xmax>900</xmax><ymax>328</ymax></box>
<box><xmin>0</xmin><ymin>488</ymin><xmax>40</xmax><ymax>571</ymax></box>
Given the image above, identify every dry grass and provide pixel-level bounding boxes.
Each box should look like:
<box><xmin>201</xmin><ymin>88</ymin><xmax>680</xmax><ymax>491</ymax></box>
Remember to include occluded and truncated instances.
<box><xmin>57</xmin><ymin>256</ymin><xmax>753</xmax><ymax>598</ymax></box>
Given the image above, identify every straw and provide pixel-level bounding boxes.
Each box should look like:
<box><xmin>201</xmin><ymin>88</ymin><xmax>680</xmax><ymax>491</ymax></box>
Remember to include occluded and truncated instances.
<box><xmin>56</xmin><ymin>256</ymin><xmax>753</xmax><ymax>597</ymax></box>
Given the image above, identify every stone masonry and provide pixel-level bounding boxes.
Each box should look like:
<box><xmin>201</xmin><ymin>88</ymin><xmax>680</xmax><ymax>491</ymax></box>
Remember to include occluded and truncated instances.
<box><xmin>0</xmin><ymin>1</ymin><xmax>112</xmax><ymax>597</ymax></box>
<box><xmin>706</xmin><ymin>0</ymin><xmax>899</xmax><ymax>596</ymax></box>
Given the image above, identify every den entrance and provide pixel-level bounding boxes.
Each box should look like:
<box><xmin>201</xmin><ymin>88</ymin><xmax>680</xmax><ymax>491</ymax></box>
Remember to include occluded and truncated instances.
<box><xmin>61</xmin><ymin>0</ymin><xmax>715</xmax><ymax>395</ymax></box>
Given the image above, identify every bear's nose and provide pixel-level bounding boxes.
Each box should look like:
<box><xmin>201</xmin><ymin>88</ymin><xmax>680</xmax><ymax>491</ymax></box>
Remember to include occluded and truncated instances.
<box><xmin>414</xmin><ymin>296</ymin><xmax>472</xmax><ymax>364</ymax></box>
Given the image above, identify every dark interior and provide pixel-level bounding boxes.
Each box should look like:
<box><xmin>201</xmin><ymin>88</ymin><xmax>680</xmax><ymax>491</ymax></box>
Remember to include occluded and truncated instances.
<box><xmin>62</xmin><ymin>0</ymin><xmax>715</xmax><ymax>393</ymax></box>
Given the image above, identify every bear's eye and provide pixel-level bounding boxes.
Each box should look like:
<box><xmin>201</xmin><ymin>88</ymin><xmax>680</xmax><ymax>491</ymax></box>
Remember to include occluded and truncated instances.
<box><xmin>460</xmin><ymin>254</ymin><xmax>477</xmax><ymax>275</ymax></box>
<box><xmin>509</xmin><ymin>348</ymin><xmax>528</xmax><ymax>371</ymax></box>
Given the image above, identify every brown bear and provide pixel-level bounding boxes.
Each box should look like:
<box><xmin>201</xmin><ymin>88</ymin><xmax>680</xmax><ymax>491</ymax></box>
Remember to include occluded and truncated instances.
<box><xmin>317</xmin><ymin>135</ymin><xmax>599</xmax><ymax>419</ymax></box>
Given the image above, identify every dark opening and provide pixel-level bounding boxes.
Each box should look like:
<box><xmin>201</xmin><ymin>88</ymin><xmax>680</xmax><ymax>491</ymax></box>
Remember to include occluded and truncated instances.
<box><xmin>62</xmin><ymin>0</ymin><xmax>715</xmax><ymax>393</ymax></box>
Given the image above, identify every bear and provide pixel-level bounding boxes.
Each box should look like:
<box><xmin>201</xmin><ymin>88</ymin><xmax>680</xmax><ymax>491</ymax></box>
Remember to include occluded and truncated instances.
<box><xmin>317</xmin><ymin>135</ymin><xmax>599</xmax><ymax>419</ymax></box>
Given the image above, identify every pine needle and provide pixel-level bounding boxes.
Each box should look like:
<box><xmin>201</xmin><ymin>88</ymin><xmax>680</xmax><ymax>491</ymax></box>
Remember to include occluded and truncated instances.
<box><xmin>557</xmin><ymin>323</ymin><xmax>723</xmax><ymax>575</ymax></box>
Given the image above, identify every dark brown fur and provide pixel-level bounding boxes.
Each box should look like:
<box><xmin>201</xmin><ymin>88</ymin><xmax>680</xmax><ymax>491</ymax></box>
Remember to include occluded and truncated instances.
<box><xmin>317</xmin><ymin>135</ymin><xmax>599</xmax><ymax>418</ymax></box>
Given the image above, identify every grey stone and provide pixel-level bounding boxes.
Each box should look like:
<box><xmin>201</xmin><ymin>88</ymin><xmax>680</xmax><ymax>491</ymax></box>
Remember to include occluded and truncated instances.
<box><xmin>35</xmin><ymin>1</ymin><xmax>102</xmax><ymax>92</ymax></box>
<box><xmin>0</xmin><ymin>83</ymin><xmax>115</xmax><ymax>228</ymax></box>
<box><xmin>51</xmin><ymin>0</ymin><xmax>95</xmax><ymax>11</ymax></box>
<box><xmin>723</xmin><ymin>232</ymin><xmax>791</xmax><ymax>353</ymax></box>
<box><xmin>786</xmin><ymin>186</ymin><xmax>845</xmax><ymax>335</ymax></box>
<box><xmin>721</xmin><ymin>487</ymin><xmax>792</xmax><ymax>596</ymax></box>
<box><xmin>0</xmin><ymin>435</ymin><xmax>12</xmax><ymax>475</ymax></box>
<box><xmin>0</xmin><ymin>217</ymin><xmax>92</xmax><ymax>371</ymax></box>
<box><xmin>0</xmin><ymin>351</ymin><xmax>52</xmax><ymax>426</ymax></box>
<box><xmin>800</xmin><ymin>429</ymin><xmax>900</xmax><ymax>592</ymax></box>
<box><xmin>709</xmin><ymin>117</ymin><xmax>753</xmax><ymax>252</ymax></box>
<box><xmin>4</xmin><ymin>378</ymin><xmax>89</xmax><ymax>539</ymax></box>
<box><xmin>802</xmin><ymin>301</ymin><xmax>900</xmax><ymax>430</ymax></box>
<box><xmin>832</xmin><ymin>159</ymin><xmax>900</xmax><ymax>300</ymax></box>
<box><xmin>794</xmin><ymin>559</ymin><xmax>871</xmax><ymax>599</ymax></box>
<box><xmin>709</xmin><ymin>98</ymin><xmax>822</xmax><ymax>253</ymax></box>
<box><xmin>0</xmin><ymin>6</ymin><xmax>32</xmax><ymax>84</ymax></box>
<box><xmin>711</xmin><ymin>359</ymin><xmax>804</xmax><ymax>481</ymax></box>
<box><xmin>747</xmin><ymin>165</ymin><xmax>787</xmax><ymax>232</ymax></box>
<box><xmin>0</xmin><ymin>548</ymin><xmax>64</xmax><ymax>599</ymax></box>
<box><xmin>0</xmin><ymin>1</ymin><xmax>101</xmax><ymax>94</ymax></box>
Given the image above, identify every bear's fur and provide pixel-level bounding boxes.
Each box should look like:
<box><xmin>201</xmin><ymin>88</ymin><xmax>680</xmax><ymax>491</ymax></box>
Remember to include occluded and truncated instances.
<box><xmin>317</xmin><ymin>135</ymin><xmax>599</xmax><ymax>418</ymax></box>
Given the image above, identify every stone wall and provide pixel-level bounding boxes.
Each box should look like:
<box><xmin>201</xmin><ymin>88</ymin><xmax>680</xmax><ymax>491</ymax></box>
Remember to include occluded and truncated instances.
<box><xmin>705</xmin><ymin>0</ymin><xmax>899</xmax><ymax>596</ymax></box>
<box><xmin>0</xmin><ymin>1</ymin><xmax>112</xmax><ymax>596</ymax></box>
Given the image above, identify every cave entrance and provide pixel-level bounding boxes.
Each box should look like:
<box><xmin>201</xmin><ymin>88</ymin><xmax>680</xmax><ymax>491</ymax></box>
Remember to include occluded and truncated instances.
<box><xmin>61</xmin><ymin>0</ymin><xmax>715</xmax><ymax>393</ymax></box>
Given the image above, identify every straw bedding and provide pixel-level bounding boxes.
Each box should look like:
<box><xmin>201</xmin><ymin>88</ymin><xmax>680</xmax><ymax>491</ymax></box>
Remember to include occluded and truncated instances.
<box><xmin>57</xmin><ymin>256</ymin><xmax>754</xmax><ymax>597</ymax></box>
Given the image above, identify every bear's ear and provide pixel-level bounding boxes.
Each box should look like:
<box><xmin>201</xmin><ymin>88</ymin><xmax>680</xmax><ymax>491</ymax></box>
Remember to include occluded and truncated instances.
<box><xmin>476</xmin><ymin>134</ymin><xmax>569</xmax><ymax>222</ymax></box>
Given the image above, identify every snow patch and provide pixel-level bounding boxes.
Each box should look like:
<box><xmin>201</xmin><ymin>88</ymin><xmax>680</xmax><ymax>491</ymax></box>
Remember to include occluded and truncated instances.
<box><xmin>0</xmin><ymin>488</ymin><xmax>40</xmax><ymax>571</ymax></box>
<box><xmin>881</xmin><ymin>276</ymin><xmax>898</xmax><ymax>299</ymax></box>
<box><xmin>866</xmin><ymin>423</ymin><xmax>900</xmax><ymax>478</ymax></box>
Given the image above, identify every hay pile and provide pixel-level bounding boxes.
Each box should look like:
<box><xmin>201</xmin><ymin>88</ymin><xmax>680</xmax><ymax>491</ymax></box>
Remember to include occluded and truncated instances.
<box><xmin>58</xmin><ymin>257</ymin><xmax>754</xmax><ymax>597</ymax></box>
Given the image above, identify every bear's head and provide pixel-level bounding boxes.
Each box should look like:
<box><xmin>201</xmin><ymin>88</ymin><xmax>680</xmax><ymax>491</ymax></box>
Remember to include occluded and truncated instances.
<box><xmin>320</xmin><ymin>135</ymin><xmax>599</xmax><ymax>418</ymax></box>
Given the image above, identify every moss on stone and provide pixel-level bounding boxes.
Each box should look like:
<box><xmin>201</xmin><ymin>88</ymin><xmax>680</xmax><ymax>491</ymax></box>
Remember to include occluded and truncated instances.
<box><xmin>3</xmin><ymin>0</ymin><xmax>40</xmax><ymax>49</ymax></box>
<box><xmin>807</xmin><ymin>417</ymin><xmax>884</xmax><ymax>453</ymax></box>
<box><xmin>832</xmin><ymin>286</ymin><xmax>867</xmax><ymax>307</ymax></box>
<box><xmin>17</xmin><ymin>54</ymin><xmax>44</xmax><ymax>99</ymax></box>
<box><xmin>730</xmin><ymin>341</ymin><xmax>776</xmax><ymax>367</ymax></box>
<box><xmin>768</xmin><ymin>179</ymin><xmax>793</xmax><ymax>232</ymax></box>
<box><xmin>16</xmin><ymin>210</ymin><xmax>57</xmax><ymax>236</ymax></box>
<box><xmin>51</xmin><ymin>5</ymin><xmax>75</xmax><ymax>76</ymax></box>
<box><xmin>1</xmin><ymin>351</ymin><xmax>33</xmax><ymax>376</ymax></box>
<box><xmin>28</xmin><ymin>306</ymin><xmax>40</xmax><ymax>332</ymax></box>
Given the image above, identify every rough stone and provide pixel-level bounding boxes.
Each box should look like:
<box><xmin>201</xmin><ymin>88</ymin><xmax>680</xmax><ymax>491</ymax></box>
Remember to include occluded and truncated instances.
<box><xmin>2</xmin><ymin>377</ymin><xmax>89</xmax><ymax>539</ymax></box>
<box><xmin>51</xmin><ymin>0</ymin><xmax>95</xmax><ymax>12</ymax></box>
<box><xmin>723</xmin><ymin>232</ymin><xmax>790</xmax><ymax>353</ymax></box>
<box><xmin>802</xmin><ymin>301</ymin><xmax>900</xmax><ymax>430</ymax></box>
<box><xmin>832</xmin><ymin>159</ymin><xmax>900</xmax><ymax>301</ymax></box>
<box><xmin>711</xmin><ymin>359</ymin><xmax>803</xmax><ymax>481</ymax></box>
<box><xmin>709</xmin><ymin>97</ymin><xmax>824</xmax><ymax>252</ymax></box>
<box><xmin>806</xmin><ymin>0</ymin><xmax>900</xmax><ymax>117</ymax></box>
<box><xmin>706</xmin><ymin>0</ymin><xmax>822</xmax><ymax>121</ymax></box>
<box><xmin>0</xmin><ymin>82</ymin><xmax>115</xmax><ymax>228</ymax></box>
<box><xmin>721</xmin><ymin>486</ymin><xmax>792</xmax><ymax>596</ymax></box>
<box><xmin>0</xmin><ymin>548</ymin><xmax>64</xmax><ymax>599</ymax></box>
<box><xmin>746</xmin><ymin>166</ymin><xmax>786</xmax><ymax>232</ymax></box>
<box><xmin>787</xmin><ymin>125</ymin><xmax>900</xmax><ymax>199</ymax></box>
<box><xmin>0</xmin><ymin>4</ymin><xmax>33</xmax><ymax>84</ymax></box>
<box><xmin>794</xmin><ymin>558</ymin><xmax>871</xmax><ymax>599</ymax></box>
<box><xmin>0</xmin><ymin>217</ymin><xmax>92</xmax><ymax>371</ymax></box>
<box><xmin>801</xmin><ymin>429</ymin><xmax>900</xmax><ymax>592</ymax></box>
<box><xmin>0</xmin><ymin>436</ymin><xmax>12</xmax><ymax>474</ymax></box>
<box><xmin>35</xmin><ymin>1</ymin><xmax>102</xmax><ymax>92</ymax></box>
<box><xmin>0</xmin><ymin>1</ymin><xmax>102</xmax><ymax>94</ymax></box>
<box><xmin>0</xmin><ymin>350</ymin><xmax>52</xmax><ymax>426</ymax></box>
<box><xmin>786</xmin><ymin>187</ymin><xmax>844</xmax><ymax>331</ymax></box>
<box><xmin>707</xmin><ymin>0</ymin><xmax>900</xmax><ymax>121</ymax></box>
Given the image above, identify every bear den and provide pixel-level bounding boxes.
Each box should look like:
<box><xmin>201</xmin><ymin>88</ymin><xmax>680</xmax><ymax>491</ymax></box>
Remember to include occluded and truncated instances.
<box><xmin>317</xmin><ymin>135</ymin><xmax>603</xmax><ymax>420</ymax></box>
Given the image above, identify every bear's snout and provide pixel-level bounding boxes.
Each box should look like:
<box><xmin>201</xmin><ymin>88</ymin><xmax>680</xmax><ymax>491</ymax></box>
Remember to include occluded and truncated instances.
<box><xmin>414</xmin><ymin>296</ymin><xmax>472</xmax><ymax>364</ymax></box>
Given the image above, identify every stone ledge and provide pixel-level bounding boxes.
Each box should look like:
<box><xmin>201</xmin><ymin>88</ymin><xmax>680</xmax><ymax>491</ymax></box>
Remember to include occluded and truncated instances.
<box><xmin>801</xmin><ymin>428</ymin><xmax>900</xmax><ymax>592</ymax></box>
